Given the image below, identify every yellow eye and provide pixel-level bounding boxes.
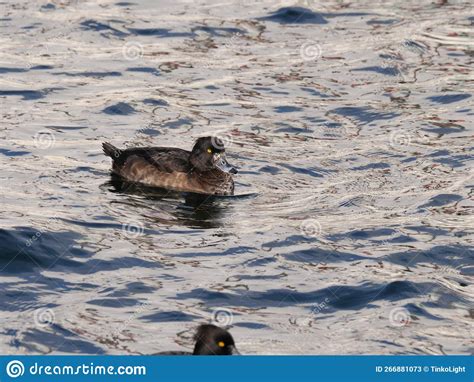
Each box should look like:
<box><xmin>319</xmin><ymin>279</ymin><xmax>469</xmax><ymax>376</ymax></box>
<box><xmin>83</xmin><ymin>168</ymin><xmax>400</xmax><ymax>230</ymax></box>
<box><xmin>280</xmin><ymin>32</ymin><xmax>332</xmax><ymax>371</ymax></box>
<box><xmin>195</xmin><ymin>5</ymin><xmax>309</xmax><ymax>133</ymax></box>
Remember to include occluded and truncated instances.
<box><xmin>207</xmin><ymin>148</ymin><xmax>212</xmax><ymax>154</ymax></box>
<box><xmin>217</xmin><ymin>341</ymin><xmax>225</xmax><ymax>348</ymax></box>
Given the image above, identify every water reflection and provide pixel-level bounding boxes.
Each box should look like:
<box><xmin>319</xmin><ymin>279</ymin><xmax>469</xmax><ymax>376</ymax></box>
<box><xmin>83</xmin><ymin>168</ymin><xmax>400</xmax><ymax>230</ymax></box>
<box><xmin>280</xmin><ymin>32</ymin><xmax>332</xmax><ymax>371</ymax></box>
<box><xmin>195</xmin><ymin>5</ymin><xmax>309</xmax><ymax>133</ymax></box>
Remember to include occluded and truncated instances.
<box><xmin>0</xmin><ymin>0</ymin><xmax>472</xmax><ymax>355</ymax></box>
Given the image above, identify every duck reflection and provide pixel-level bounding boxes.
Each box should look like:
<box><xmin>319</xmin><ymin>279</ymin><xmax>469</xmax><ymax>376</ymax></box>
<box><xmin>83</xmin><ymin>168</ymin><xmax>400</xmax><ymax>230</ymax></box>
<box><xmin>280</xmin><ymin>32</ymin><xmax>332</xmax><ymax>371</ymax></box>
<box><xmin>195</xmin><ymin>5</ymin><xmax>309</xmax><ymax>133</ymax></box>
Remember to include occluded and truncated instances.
<box><xmin>103</xmin><ymin>175</ymin><xmax>231</xmax><ymax>229</ymax></box>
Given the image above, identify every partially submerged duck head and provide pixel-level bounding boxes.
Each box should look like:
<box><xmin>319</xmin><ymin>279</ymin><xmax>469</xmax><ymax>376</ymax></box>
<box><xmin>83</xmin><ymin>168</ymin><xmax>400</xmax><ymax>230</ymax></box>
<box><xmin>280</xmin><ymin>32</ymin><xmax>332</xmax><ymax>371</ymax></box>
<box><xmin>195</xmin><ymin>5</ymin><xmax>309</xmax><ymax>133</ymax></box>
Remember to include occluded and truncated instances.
<box><xmin>193</xmin><ymin>324</ymin><xmax>239</xmax><ymax>355</ymax></box>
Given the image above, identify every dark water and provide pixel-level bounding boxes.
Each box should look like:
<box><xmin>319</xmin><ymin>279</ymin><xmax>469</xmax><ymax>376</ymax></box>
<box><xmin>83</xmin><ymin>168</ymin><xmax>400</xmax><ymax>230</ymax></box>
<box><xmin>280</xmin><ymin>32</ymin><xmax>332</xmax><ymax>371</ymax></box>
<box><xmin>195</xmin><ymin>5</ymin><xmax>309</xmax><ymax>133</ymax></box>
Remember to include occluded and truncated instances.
<box><xmin>0</xmin><ymin>0</ymin><xmax>473</xmax><ymax>354</ymax></box>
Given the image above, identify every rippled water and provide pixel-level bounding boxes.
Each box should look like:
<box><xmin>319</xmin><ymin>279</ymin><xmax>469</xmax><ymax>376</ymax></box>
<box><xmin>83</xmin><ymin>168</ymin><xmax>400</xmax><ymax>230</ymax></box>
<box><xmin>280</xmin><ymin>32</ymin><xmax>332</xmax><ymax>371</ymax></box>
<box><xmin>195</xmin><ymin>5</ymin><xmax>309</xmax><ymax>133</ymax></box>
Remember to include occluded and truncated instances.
<box><xmin>1</xmin><ymin>0</ymin><xmax>473</xmax><ymax>355</ymax></box>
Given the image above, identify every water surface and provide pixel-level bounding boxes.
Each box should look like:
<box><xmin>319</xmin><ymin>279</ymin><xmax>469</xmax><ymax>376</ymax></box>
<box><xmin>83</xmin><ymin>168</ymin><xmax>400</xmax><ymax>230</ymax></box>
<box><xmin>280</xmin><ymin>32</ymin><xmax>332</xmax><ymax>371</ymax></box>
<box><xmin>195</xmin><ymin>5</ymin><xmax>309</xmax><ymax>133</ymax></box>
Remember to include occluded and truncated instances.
<box><xmin>0</xmin><ymin>0</ymin><xmax>473</xmax><ymax>354</ymax></box>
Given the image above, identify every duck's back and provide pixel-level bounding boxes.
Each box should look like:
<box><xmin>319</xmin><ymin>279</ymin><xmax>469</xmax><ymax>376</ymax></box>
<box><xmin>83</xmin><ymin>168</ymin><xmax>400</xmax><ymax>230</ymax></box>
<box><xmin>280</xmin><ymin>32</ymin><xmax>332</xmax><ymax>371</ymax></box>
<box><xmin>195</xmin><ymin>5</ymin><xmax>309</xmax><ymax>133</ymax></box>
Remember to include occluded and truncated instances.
<box><xmin>153</xmin><ymin>351</ymin><xmax>192</xmax><ymax>355</ymax></box>
<box><xmin>106</xmin><ymin>145</ymin><xmax>192</xmax><ymax>174</ymax></box>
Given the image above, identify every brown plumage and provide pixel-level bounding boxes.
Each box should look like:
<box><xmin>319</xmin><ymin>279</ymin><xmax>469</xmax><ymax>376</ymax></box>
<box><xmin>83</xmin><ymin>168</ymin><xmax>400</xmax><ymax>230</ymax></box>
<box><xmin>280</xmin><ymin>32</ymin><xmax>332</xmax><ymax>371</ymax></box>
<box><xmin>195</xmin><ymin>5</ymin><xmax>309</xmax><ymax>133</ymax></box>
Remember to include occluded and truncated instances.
<box><xmin>102</xmin><ymin>137</ymin><xmax>237</xmax><ymax>195</ymax></box>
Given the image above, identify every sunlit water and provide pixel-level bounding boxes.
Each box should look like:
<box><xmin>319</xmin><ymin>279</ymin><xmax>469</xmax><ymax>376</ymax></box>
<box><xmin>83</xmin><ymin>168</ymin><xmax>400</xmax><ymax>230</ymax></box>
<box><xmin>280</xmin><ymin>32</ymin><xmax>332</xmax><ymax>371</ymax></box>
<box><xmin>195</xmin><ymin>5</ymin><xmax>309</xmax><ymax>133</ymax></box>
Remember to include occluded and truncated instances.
<box><xmin>0</xmin><ymin>0</ymin><xmax>473</xmax><ymax>355</ymax></box>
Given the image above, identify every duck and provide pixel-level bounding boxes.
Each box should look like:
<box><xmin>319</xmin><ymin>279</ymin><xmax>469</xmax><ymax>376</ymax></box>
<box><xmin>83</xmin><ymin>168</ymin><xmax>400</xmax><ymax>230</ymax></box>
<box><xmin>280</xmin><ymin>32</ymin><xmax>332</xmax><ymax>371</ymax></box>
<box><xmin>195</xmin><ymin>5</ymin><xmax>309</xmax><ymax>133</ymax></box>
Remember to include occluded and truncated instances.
<box><xmin>156</xmin><ymin>324</ymin><xmax>240</xmax><ymax>355</ymax></box>
<box><xmin>102</xmin><ymin>137</ymin><xmax>238</xmax><ymax>196</ymax></box>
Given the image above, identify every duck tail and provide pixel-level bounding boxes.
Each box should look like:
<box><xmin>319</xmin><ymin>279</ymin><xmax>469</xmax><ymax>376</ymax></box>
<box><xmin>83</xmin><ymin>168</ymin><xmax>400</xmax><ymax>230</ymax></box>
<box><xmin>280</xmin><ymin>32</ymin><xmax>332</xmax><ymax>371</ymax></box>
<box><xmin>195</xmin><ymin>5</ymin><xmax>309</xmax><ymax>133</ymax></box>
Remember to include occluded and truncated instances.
<box><xmin>102</xmin><ymin>142</ymin><xmax>121</xmax><ymax>158</ymax></box>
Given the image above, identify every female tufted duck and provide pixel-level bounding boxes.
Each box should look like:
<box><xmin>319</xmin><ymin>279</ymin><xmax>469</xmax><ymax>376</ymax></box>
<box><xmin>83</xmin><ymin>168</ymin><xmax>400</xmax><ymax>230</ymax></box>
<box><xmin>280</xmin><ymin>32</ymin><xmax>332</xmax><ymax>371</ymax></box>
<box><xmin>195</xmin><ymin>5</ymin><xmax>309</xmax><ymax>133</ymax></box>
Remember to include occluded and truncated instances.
<box><xmin>102</xmin><ymin>137</ymin><xmax>237</xmax><ymax>195</ymax></box>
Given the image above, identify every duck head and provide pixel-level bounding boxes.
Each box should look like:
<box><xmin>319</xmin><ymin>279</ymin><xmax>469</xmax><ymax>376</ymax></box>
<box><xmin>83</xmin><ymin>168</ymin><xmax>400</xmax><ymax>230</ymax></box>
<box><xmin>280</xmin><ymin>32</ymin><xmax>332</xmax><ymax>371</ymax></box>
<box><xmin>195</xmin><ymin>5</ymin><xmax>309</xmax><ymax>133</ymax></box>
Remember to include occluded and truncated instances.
<box><xmin>193</xmin><ymin>324</ymin><xmax>239</xmax><ymax>355</ymax></box>
<box><xmin>190</xmin><ymin>137</ymin><xmax>238</xmax><ymax>174</ymax></box>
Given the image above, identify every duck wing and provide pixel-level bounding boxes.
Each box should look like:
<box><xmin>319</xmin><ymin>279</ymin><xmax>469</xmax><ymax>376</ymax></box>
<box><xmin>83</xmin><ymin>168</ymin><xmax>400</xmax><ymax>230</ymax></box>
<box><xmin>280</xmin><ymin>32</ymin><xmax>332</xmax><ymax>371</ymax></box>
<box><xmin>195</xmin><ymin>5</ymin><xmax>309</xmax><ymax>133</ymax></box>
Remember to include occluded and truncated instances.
<box><xmin>111</xmin><ymin>147</ymin><xmax>192</xmax><ymax>173</ymax></box>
